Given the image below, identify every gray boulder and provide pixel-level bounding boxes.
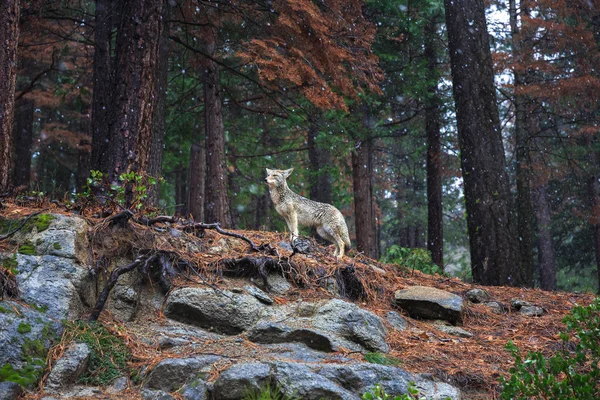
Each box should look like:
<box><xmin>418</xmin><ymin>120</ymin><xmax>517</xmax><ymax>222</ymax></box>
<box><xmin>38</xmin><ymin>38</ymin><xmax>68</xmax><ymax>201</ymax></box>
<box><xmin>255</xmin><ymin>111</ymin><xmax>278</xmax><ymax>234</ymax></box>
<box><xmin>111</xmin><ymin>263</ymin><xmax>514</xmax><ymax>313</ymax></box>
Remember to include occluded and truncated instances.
<box><xmin>316</xmin><ymin>363</ymin><xmax>412</xmax><ymax>396</ymax></box>
<box><xmin>313</xmin><ymin>299</ymin><xmax>389</xmax><ymax>352</ymax></box>
<box><xmin>164</xmin><ymin>288</ymin><xmax>264</xmax><ymax>335</ymax></box>
<box><xmin>465</xmin><ymin>288</ymin><xmax>490</xmax><ymax>304</ymax></box>
<box><xmin>0</xmin><ymin>382</ymin><xmax>23</xmax><ymax>400</ymax></box>
<box><xmin>212</xmin><ymin>363</ymin><xmax>272</xmax><ymax>400</ymax></box>
<box><xmin>0</xmin><ymin>301</ymin><xmax>57</xmax><ymax>377</ymax></box>
<box><xmin>141</xmin><ymin>388</ymin><xmax>175</xmax><ymax>400</ymax></box>
<box><xmin>15</xmin><ymin>254</ymin><xmax>91</xmax><ymax>321</ymax></box>
<box><xmin>520</xmin><ymin>305</ymin><xmax>544</xmax><ymax>317</ymax></box>
<box><xmin>394</xmin><ymin>286</ymin><xmax>463</xmax><ymax>323</ymax></box>
<box><xmin>484</xmin><ymin>301</ymin><xmax>506</xmax><ymax>314</ymax></box>
<box><xmin>27</xmin><ymin>214</ymin><xmax>88</xmax><ymax>261</ymax></box>
<box><xmin>181</xmin><ymin>380</ymin><xmax>209</xmax><ymax>400</ymax></box>
<box><xmin>244</xmin><ymin>285</ymin><xmax>273</xmax><ymax>304</ymax></box>
<box><xmin>247</xmin><ymin>321</ymin><xmax>335</xmax><ymax>352</ymax></box>
<box><xmin>45</xmin><ymin>342</ymin><xmax>91</xmax><ymax>390</ymax></box>
<box><xmin>272</xmin><ymin>362</ymin><xmax>357</xmax><ymax>400</ymax></box>
<box><xmin>415</xmin><ymin>377</ymin><xmax>462</xmax><ymax>400</ymax></box>
<box><xmin>387</xmin><ymin>311</ymin><xmax>408</xmax><ymax>331</ymax></box>
<box><xmin>144</xmin><ymin>355</ymin><xmax>221</xmax><ymax>392</ymax></box>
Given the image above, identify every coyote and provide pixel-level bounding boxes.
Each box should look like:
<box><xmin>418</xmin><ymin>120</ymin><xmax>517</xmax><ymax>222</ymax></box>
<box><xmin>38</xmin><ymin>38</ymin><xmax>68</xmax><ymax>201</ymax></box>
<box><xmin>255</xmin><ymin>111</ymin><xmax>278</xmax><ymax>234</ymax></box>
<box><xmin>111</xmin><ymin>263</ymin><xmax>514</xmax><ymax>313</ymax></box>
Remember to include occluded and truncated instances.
<box><xmin>265</xmin><ymin>168</ymin><xmax>351</xmax><ymax>259</ymax></box>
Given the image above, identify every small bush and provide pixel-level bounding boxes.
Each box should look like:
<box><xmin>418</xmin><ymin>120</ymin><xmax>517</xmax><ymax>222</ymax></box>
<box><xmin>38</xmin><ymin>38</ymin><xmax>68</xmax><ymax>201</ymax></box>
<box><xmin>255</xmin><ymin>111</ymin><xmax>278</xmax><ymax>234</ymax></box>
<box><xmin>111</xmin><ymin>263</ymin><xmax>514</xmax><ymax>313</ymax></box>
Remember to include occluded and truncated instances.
<box><xmin>364</xmin><ymin>352</ymin><xmax>402</xmax><ymax>366</ymax></box>
<box><xmin>381</xmin><ymin>246</ymin><xmax>444</xmax><ymax>276</ymax></box>
<box><xmin>362</xmin><ymin>383</ymin><xmax>422</xmax><ymax>400</ymax></box>
<box><xmin>243</xmin><ymin>383</ymin><xmax>298</xmax><ymax>400</ymax></box>
<box><xmin>62</xmin><ymin>321</ymin><xmax>131</xmax><ymax>386</ymax></box>
<box><xmin>17</xmin><ymin>322</ymin><xmax>32</xmax><ymax>334</ymax></box>
<box><xmin>500</xmin><ymin>298</ymin><xmax>600</xmax><ymax>399</ymax></box>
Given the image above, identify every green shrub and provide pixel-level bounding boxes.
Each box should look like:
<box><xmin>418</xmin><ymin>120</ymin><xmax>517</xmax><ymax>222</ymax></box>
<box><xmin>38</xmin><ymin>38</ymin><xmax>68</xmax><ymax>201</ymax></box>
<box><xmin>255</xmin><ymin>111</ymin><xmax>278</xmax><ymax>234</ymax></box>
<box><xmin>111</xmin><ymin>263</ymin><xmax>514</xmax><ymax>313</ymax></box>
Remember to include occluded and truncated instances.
<box><xmin>362</xmin><ymin>383</ymin><xmax>422</xmax><ymax>400</ymax></box>
<box><xmin>364</xmin><ymin>352</ymin><xmax>402</xmax><ymax>366</ymax></box>
<box><xmin>17</xmin><ymin>322</ymin><xmax>32</xmax><ymax>334</ymax></box>
<box><xmin>500</xmin><ymin>298</ymin><xmax>600</xmax><ymax>399</ymax></box>
<box><xmin>243</xmin><ymin>383</ymin><xmax>298</xmax><ymax>400</ymax></box>
<box><xmin>381</xmin><ymin>246</ymin><xmax>444</xmax><ymax>276</ymax></box>
<box><xmin>63</xmin><ymin>321</ymin><xmax>131</xmax><ymax>386</ymax></box>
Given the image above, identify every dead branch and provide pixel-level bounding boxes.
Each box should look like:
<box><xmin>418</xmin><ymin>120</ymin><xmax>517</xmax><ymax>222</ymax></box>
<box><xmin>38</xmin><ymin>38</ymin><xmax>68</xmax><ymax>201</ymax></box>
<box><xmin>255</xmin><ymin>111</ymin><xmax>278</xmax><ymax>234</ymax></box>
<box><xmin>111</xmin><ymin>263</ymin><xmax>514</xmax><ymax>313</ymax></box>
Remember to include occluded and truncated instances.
<box><xmin>89</xmin><ymin>253</ymin><xmax>158</xmax><ymax>321</ymax></box>
<box><xmin>105</xmin><ymin>209</ymin><xmax>134</xmax><ymax>228</ymax></box>
<box><xmin>0</xmin><ymin>211</ymin><xmax>43</xmax><ymax>241</ymax></box>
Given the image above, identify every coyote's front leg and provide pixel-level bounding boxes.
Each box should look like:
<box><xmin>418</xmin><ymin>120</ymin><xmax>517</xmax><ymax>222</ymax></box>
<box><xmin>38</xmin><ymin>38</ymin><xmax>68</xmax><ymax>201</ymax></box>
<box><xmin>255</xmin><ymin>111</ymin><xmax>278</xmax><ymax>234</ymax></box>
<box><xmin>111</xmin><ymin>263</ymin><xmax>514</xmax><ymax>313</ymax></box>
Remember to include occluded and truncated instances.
<box><xmin>286</xmin><ymin>210</ymin><xmax>299</xmax><ymax>242</ymax></box>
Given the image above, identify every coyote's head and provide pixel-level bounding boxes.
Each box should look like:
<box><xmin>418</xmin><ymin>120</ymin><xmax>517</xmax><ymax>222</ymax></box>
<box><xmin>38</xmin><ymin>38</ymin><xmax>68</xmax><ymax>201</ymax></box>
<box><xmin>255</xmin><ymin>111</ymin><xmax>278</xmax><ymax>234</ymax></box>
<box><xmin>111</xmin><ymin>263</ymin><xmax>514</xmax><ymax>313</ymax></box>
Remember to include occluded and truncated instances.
<box><xmin>265</xmin><ymin>168</ymin><xmax>293</xmax><ymax>188</ymax></box>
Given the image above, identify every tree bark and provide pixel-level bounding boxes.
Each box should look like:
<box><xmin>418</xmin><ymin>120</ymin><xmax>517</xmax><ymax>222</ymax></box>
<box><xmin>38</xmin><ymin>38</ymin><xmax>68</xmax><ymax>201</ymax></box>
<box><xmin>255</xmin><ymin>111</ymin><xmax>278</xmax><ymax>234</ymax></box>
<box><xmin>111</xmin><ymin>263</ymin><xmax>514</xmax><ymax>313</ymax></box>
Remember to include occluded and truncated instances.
<box><xmin>90</xmin><ymin>0</ymin><xmax>115</xmax><ymax>173</ymax></box>
<box><xmin>308</xmin><ymin>113</ymin><xmax>333</xmax><ymax>205</ymax></box>
<box><xmin>12</xmin><ymin>98</ymin><xmax>34</xmax><ymax>189</ymax></box>
<box><xmin>108</xmin><ymin>0</ymin><xmax>166</xmax><ymax>183</ymax></box>
<box><xmin>203</xmin><ymin>32</ymin><xmax>231</xmax><ymax>226</ymax></box>
<box><xmin>0</xmin><ymin>0</ymin><xmax>20</xmax><ymax>193</ymax></box>
<box><xmin>424</xmin><ymin>17</ymin><xmax>444</xmax><ymax>268</ymax></box>
<box><xmin>353</xmin><ymin>131</ymin><xmax>378</xmax><ymax>259</ymax></box>
<box><xmin>510</xmin><ymin>0</ymin><xmax>535</xmax><ymax>288</ymax></box>
<box><xmin>533</xmin><ymin>180</ymin><xmax>556</xmax><ymax>290</ymax></box>
<box><xmin>444</xmin><ymin>0</ymin><xmax>519</xmax><ymax>285</ymax></box>
<box><xmin>147</xmin><ymin>1</ymin><xmax>171</xmax><ymax>207</ymax></box>
<box><xmin>188</xmin><ymin>143</ymin><xmax>206</xmax><ymax>222</ymax></box>
<box><xmin>588</xmin><ymin>139</ymin><xmax>600</xmax><ymax>294</ymax></box>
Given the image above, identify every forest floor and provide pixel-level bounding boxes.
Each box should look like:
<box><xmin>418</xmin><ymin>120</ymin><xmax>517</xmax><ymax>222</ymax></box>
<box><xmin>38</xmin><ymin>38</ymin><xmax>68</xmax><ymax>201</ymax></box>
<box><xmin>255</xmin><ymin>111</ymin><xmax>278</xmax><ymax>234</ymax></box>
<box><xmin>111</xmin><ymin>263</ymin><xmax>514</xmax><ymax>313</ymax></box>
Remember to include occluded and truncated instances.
<box><xmin>0</xmin><ymin>200</ymin><xmax>596</xmax><ymax>400</ymax></box>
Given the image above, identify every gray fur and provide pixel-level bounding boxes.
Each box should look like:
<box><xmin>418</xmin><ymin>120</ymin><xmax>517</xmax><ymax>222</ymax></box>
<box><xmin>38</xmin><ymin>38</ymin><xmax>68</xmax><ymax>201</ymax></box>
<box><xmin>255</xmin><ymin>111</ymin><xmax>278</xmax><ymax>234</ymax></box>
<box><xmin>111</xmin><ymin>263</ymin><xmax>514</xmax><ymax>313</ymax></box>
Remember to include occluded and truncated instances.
<box><xmin>265</xmin><ymin>168</ymin><xmax>351</xmax><ymax>259</ymax></box>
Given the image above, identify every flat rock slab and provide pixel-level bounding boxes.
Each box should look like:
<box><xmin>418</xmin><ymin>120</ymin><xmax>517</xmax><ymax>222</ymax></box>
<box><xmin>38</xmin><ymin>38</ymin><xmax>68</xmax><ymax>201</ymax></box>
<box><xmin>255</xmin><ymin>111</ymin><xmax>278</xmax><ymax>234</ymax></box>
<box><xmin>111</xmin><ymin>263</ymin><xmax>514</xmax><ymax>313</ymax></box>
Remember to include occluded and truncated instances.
<box><xmin>164</xmin><ymin>288</ymin><xmax>264</xmax><ymax>335</ymax></box>
<box><xmin>394</xmin><ymin>286</ymin><xmax>463</xmax><ymax>323</ymax></box>
<box><xmin>0</xmin><ymin>381</ymin><xmax>23</xmax><ymax>400</ymax></box>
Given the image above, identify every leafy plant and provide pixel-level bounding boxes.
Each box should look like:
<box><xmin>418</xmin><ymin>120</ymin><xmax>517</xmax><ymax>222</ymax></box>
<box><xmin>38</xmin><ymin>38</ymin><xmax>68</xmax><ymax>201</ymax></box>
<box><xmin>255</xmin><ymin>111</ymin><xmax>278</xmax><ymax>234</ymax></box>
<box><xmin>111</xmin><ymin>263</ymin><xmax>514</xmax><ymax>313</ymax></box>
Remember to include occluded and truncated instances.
<box><xmin>500</xmin><ymin>298</ymin><xmax>600</xmax><ymax>399</ymax></box>
<box><xmin>243</xmin><ymin>383</ymin><xmax>298</xmax><ymax>400</ymax></box>
<box><xmin>364</xmin><ymin>352</ymin><xmax>402</xmax><ymax>366</ymax></box>
<box><xmin>62</xmin><ymin>321</ymin><xmax>131</xmax><ymax>386</ymax></box>
<box><xmin>362</xmin><ymin>383</ymin><xmax>423</xmax><ymax>400</ymax></box>
<box><xmin>381</xmin><ymin>246</ymin><xmax>445</xmax><ymax>276</ymax></box>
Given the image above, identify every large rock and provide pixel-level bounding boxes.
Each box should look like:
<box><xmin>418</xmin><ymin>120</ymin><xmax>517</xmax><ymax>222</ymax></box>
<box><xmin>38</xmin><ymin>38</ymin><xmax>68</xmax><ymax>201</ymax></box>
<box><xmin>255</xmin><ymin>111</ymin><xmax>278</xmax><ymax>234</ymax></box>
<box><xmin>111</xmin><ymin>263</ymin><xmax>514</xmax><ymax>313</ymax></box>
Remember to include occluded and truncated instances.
<box><xmin>272</xmin><ymin>362</ymin><xmax>356</xmax><ymax>400</ymax></box>
<box><xmin>164</xmin><ymin>288</ymin><xmax>264</xmax><ymax>335</ymax></box>
<box><xmin>0</xmin><ymin>381</ymin><xmax>23</xmax><ymax>400</ymax></box>
<box><xmin>212</xmin><ymin>361</ymin><xmax>462</xmax><ymax>400</ymax></box>
<box><xmin>394</xmin><ymin>286</ymin><xmax>463</xmax><ymax>324</ymax></box>
<box><xmin>27</xmin><ymin>214</ymin><xmax>88</xmax><ymax>261</ymax></box>
<box><xmin>15</xmin><ymin>254</ymin><xmax>91</xmax><ymax>321</ymax></box>
<box><xmin>45</xmin><ymin>342</ymin><xmax>91</xmax><ymax>390</ymax></box>
<box><xmin>144</xmin><ymin>355</ymin><xmax>221</xmax><ymax>392</ymax></box>
<box><xmin>0</xmin><ymin>301</ymin><xmax>58</xmax><ymax>380</ymax></box>
<box><xmin>212</xmin><ymin>363</ymin><xmax>272</xmax><ymax>400</ymax></box>
<box><xmin>313</xmin><ymin>299</ymin><xmax>389</xmax><ymax>353</ymax></box>
<box><xmin>316</xmin><ymin>363</ymin><xmax>412</xmax><ymax>396</ymax></box>
<box><xmin>247</xmin><ymin>322</ymin><xmax>335</xmax><ymax>352</ymax></box>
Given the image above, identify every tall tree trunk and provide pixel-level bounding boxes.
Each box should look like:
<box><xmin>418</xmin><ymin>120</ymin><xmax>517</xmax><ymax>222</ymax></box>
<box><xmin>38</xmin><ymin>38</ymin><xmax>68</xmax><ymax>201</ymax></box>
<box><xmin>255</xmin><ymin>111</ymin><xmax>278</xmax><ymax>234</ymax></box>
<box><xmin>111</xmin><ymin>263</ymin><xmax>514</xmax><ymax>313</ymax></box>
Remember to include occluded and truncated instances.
<box><xmin>12</xmin><ymin>98</ymin><xmax>34</xmax><ymax>189</ymax></box>
<box><xmin>510</xmin><ymin>0</ymin><xmax>535</xmax><ymax>287</ymax></box>
<box><xmin>533</xmin><ymin>180</ymin><xmax>556</xmax><ymax>290</ymax></box>
<box><xmin>203</xmin><ymin>31</ymin><xmax>231</xmax><ymax>226</ymax></box>
<box><xmin>353</xmin><ymin>132</ymin><xmax>378</xmax><ymax>259</ymax></box>
<box><xmin>0</xmin><ymin>0</ymin><xmax>20</xmax><ymax>193</ymax></box>
<box><xmin>108</xmin><ymin>0</ymin><xmax>166</xmax><ymax>183</ymax></box>
<box><xmin>147</xmin><ymin>1</ymin><xmax>171</xmax><ymax>207</ymax></box>
<box><xmin>588</xmin><ymin>138</ymin><xmax>600</xmax><ymax>294</ymax></box>
<box><xmin>444</xmin><ymin>0</ymin><xmax>519</xmax><ymax>285</ymax></box>
<box><xmin>90</xmin><ymin>0</ymin><xmax>115</xmax><ymax>173</ymax></box>
<box><xmin>424</xmin><ymin>17</ymin><xmax>444</xmax><ymax>268</ymax></box>
<box><xmin>188</xmin><ymin>143</ymin><xmax>206</xmax><ymax>221</ymax></box>
<box><xmin>308</xmin><ymin>113</ymin><xmax>333</xmax><ymax>204</ymax></box>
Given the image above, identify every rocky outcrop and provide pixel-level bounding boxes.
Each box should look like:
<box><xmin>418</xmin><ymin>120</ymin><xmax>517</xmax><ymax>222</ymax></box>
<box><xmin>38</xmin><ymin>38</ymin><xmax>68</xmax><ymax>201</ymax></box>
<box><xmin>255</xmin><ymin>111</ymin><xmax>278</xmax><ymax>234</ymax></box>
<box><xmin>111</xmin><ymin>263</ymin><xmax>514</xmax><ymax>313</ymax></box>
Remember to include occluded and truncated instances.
<box><xmin>164</xmin><ymin>288</ymin><xmax>264</xmax><ymax>335</ymax></box>
<box><xmin>313</xmin><ymin>299</ymin><xmax>389</xmax><ymax>353</ymax></box>
<box><xmin>394</xmin><ymin>286</ymin><xmax>463</xmax><ymax>323</ymax></box>
<box><xmin>211</xmin><ymin>361</ymin><xmax>461</xmax><ymax>400</ymax></box>
<box><xmin>247</xmin><ymin>322</ymin><xmax>335</xmax><ymax>352</ymax></box>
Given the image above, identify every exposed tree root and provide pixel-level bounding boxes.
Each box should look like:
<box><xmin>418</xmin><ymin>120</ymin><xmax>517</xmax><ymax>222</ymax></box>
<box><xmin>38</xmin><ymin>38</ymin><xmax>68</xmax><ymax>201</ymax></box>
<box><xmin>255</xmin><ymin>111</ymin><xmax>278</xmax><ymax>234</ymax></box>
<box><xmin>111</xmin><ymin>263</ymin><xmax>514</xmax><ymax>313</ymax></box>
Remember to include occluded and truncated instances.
<box><xmin>217</xmin><ymin>256</ymin><xmax>303</xmax><ymax>289</ymax></box>
<box><xmin>0</xmin><ymin>267</ymin><xmax>19</xmax><ymax>300</ymax></box>
<box><xmin>89</xmin><ymin>253</ymin><xmax>158</xmax><ymax>321</ymax></box>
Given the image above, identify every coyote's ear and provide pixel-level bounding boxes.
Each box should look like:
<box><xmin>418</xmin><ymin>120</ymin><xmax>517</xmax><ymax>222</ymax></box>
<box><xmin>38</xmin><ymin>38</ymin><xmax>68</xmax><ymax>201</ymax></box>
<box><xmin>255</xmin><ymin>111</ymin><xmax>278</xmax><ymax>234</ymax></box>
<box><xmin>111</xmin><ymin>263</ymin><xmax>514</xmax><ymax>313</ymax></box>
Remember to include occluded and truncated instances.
<box><xmin>283</xmin><ymin>168</ymin><xmax>293</xmax><ymax>178</ymax></box>
<box><xmin>265</xmin><ymin>168</ymin><xmax>273</xmax><ymax>174</ymax></box>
